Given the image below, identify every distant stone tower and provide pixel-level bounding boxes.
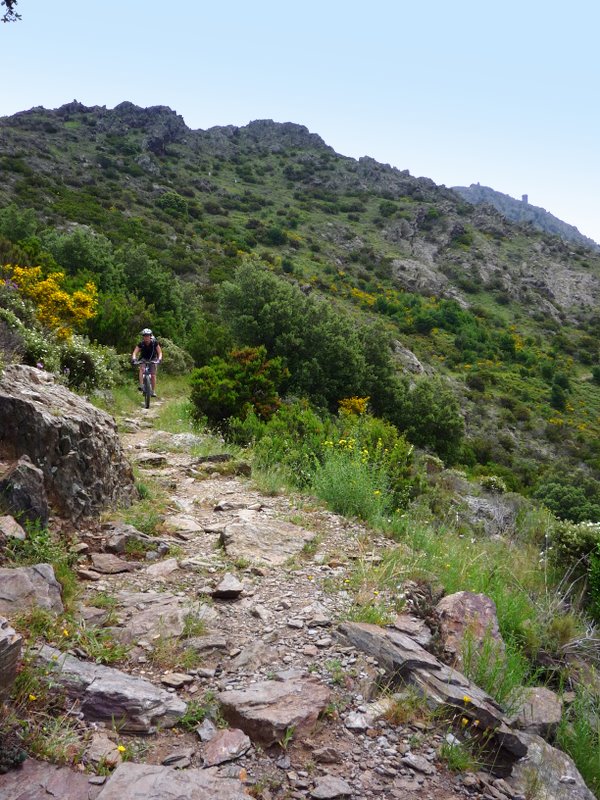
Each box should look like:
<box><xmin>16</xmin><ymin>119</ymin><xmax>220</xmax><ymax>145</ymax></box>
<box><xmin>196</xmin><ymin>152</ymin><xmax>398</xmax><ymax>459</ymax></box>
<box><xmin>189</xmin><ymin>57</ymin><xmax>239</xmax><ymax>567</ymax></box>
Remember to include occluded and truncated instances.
<box><xmin>522</xmin><ymin>194</ymin><xmax>528</xmax><ymax>204</ymax></box>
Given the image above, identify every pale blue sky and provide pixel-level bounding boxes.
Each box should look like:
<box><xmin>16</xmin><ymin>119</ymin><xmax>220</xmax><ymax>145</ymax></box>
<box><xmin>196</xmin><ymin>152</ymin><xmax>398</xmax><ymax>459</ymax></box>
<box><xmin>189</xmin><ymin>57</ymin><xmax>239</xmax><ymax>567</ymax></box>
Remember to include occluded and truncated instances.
<box><xmin>2</xmin><ymin>0</ymin><xmax>599</xmax><ymax>243</ymax></box>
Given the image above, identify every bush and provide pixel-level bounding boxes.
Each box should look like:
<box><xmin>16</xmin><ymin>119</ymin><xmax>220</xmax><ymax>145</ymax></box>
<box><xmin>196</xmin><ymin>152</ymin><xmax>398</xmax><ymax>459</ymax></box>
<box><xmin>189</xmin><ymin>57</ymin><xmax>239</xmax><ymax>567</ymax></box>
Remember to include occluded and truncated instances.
<box><xmin>159</xmin><ymin>337</ymin><xmax>194</xmax><ymax>375</ymax></box>
<box><xmin>550</xmin><ymin>519</ymin><xmax>600</xmax><ymax>565</ymax></box>
<box><xmin>190</xmin><ymin>346</ymin><xmax>287</xmax><ymax>426</ymax></box>
<box><xmin>396</xmin><ymin>378</ymin><xmax>464</xmax><ymax>464</ymax></box>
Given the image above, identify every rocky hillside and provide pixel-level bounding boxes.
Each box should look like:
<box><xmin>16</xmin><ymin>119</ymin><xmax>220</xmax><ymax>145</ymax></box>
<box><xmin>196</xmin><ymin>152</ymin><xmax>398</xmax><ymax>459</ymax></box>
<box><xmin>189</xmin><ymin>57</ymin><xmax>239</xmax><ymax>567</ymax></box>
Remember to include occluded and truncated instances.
<box><xmin>453</xmin><ymin>183</ymin><xmax>599</xmax><ymax>252</ymax></box>
<box><xmin>0</xmin><ymin>369</ymin><xmax>596</xmax><ymax>800</ymax></box>
<box><xmin>1</xmin><ymin>100</ymin><xmax>600</xmax><ymax>517</ymax></box>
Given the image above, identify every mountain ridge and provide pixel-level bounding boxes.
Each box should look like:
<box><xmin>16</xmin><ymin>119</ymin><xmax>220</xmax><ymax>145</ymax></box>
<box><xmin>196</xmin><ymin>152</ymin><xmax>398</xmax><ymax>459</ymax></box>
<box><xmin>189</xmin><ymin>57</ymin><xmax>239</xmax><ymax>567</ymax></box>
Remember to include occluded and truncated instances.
<box><xmin>453</xmin><ymin>181</ymin><xmax>599</xmax><ymax>251</ymax></box>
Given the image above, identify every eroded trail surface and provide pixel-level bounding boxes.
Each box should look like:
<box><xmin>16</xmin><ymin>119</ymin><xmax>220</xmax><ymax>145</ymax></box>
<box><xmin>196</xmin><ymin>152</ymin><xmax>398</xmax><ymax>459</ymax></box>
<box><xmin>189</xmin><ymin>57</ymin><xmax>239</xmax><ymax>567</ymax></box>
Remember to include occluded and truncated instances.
<box><xmin>5</xmin><ymin>399</ymin><xmax>502</xmax><ymax>800</ymax></box>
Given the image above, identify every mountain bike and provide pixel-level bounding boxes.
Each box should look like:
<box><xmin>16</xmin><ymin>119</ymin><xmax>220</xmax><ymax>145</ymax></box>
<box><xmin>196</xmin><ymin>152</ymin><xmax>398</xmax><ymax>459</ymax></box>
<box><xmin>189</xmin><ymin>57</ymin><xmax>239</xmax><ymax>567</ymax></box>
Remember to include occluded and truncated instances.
<box><xmin>134</xmin><ymin>359</ymin><xmax>159</xmax><ymax>409</ymax></box>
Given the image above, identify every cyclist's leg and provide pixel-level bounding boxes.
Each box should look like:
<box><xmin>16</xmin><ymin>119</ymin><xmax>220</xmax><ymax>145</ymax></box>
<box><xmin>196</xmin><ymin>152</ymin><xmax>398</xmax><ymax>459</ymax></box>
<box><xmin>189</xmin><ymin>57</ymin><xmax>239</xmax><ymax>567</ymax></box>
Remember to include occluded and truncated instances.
<box><xmin>138</xmin><ymin>364</ymin><xmax>144</xmax><ymax>388</ymax></box>
<box><xmin>150</xmin><ymin>362</ymin><xmax>157</xmax><ymax>392</ymax></box>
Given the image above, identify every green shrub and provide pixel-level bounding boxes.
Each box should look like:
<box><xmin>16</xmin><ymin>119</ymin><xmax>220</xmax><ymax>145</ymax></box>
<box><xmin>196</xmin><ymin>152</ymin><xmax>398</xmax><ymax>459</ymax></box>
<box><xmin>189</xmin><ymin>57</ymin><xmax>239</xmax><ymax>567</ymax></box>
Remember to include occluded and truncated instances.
<box><xmin>159</xmin><ymin>337</ymin><xmax>194</xmax><ymax>375</ymax></box>
<box><xmin>550</xmin><ymin>519</ymin><xmax>600</xmax><ymax>564</ymax></box>
<box><xmin>190</xmin><ymin>345</ymin><xmax>287</xmax><ymax>426</ymax></box>
<box><xmin>156</xmin><ymin>191</ymin><xmax>188</xmax><ymax>217</ymax></box>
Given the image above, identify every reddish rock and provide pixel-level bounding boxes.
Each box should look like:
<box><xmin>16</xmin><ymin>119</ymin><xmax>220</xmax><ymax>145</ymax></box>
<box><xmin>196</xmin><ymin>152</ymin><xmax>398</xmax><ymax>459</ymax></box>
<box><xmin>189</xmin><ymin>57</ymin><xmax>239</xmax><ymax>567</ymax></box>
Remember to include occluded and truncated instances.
<box><xmin>202</xmin><ymin>728</ymin><xmax>251</xmax><ymax>766</ymax></box>
<box><xmin>436</xmin><ymin>591</ymin><xmax>505</xmax><ymax>668</ymax></box>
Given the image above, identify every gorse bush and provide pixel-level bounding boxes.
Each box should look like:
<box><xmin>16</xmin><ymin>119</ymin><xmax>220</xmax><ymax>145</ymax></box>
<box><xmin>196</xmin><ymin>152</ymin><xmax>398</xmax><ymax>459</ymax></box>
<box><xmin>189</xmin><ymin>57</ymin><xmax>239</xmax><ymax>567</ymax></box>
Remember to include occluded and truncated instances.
<box><xmin>3</xmin><ymin>264</ymin><xmax>97</xmax><ymax>339</ymax></box>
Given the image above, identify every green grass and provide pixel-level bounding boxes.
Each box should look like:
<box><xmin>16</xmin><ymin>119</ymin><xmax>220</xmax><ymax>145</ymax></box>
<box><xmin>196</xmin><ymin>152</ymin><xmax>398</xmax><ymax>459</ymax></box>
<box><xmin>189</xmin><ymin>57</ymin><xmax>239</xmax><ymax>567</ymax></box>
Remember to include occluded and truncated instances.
<box><xmin>556</xmin><ymin>686</ymin><xmax>600</xmax><ymax>797</ymax></box>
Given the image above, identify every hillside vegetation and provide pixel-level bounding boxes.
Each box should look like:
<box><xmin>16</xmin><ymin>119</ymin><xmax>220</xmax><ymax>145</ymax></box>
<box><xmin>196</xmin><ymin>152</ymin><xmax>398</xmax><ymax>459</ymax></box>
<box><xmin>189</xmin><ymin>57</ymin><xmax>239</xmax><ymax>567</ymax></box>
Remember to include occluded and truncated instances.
<box><xmin>2</xmin><ymin>101</ymin><xmax>600</xmax><ymax>793</ymax></box>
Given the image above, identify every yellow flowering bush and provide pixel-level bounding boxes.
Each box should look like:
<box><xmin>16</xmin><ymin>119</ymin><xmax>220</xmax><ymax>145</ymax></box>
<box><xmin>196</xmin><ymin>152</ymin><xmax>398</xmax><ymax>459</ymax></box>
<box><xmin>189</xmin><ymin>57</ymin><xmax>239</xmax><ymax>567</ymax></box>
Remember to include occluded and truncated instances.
<box><xmin>338</xmin><ymin>396</ymin><xmax>370</xmax><ymax>416</ymax></box>
<box><xmin>4</xmin><ymin>264</ymin><xmax>97</xmax><ymax>339</ymax></box>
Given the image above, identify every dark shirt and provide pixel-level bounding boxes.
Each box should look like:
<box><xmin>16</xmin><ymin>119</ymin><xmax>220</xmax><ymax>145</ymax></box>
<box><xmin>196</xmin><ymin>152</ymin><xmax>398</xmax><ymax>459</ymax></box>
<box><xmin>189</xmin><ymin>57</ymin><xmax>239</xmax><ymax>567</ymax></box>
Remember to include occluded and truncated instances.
<box><xmin>138</xmin><ymin>338</ymin><xmax>160</xmax><ymax>361</ymax></box>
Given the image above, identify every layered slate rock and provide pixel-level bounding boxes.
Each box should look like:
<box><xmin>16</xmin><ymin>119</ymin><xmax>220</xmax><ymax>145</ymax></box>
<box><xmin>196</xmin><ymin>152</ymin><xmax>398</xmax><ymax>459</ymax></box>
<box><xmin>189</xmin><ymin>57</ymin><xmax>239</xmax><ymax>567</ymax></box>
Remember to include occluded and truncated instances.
<box><xmin>220</xmin><ymin>509</ymin><xmax>316</xmax><ymax>567</ymax></box>
<box><xmin>338</xmin><ymin>622</ymin><xmax>527</xmax><ymax>762</ymax></box>
<box><xmin>218</xmin><ymin>677</ymin><xmax>331</xmax><ymax>746</ymax></box>
<box><xmin>0</xmin><ymin>365</ymin><xmax>136</xmax><ymax>521</ymax></box>
<box><xmin>37</xmin><ymin>645</ymin><xmax>187</xmax><ymax>733</ymax></box>
<box><xmin>508</xmin><ymin>732</ymin><xmax>595</xmax><ymax>800</ymax></box>
<box><xmin>0</xmin><ymin>617</ymin><xmax>23</xmax><ymax>700</ymax></box>
<box><xmin>0</xmin><ymin>563</ymin><xmax>64</xmax><ymax>615</ymax></box>
<box><xmin>0</xmin><ymin>456</ymin><xmax>49</xmax><ymax>527</ymax></box>
<box><xmin>96</xmin><ymin>762</ymin><xmax>248</xmax><ymax>800</ymax></box>
<box><xmin>0</xmin><ymin>758</ymin><xmax>103</xmax><ymax>800</ymax></box>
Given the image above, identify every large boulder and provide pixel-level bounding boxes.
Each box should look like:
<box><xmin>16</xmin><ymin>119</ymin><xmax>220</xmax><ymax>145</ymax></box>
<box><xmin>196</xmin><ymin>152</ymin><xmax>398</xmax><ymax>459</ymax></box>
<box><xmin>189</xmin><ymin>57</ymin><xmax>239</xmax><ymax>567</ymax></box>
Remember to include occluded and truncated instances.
<box><xmin>0</xmin><ymin>758</ymin><xmax>104</xmax><ymax>800</ymax></box>
<box><xmin>0</xmin><ymin>456</ymin><xmax>49</xmax><ymax>527</ymax></box>
<box><xmin>0</xmin><ymin>365</ymin><xmax>136</xmax><ymax>521</ymax></box>
<box><xmin>0</xmin><ymin>563</ymin><xmax>64</xmax><ymax>615</ymax></box>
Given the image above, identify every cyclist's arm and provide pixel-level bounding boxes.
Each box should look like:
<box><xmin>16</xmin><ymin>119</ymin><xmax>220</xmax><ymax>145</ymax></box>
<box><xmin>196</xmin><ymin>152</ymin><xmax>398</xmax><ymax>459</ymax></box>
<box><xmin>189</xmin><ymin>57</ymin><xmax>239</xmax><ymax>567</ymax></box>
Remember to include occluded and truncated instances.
<box><xmin>132</xmin><ymin>345</ymin><xmax>140</xmax><ymax>362</ymax></box>
<box><xmin>155</xmin><ymin>344</ymin><xmax>163</xmax><ymax>362</ymax></box>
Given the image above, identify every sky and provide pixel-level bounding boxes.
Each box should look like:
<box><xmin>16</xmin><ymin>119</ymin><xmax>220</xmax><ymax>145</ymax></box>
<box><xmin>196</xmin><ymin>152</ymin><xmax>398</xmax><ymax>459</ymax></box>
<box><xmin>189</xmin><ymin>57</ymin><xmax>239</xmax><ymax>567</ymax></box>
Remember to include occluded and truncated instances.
<box><xmin>2</xmin><ymin>0</ymin><xmax>599</xmax><ymax>243</ymax></box>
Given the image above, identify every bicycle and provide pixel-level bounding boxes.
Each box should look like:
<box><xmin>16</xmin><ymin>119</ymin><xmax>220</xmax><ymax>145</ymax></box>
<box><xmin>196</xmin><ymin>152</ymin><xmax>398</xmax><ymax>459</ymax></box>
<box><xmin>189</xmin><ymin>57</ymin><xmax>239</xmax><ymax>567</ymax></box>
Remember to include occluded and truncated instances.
<box><xmin>133</xmin><ymin>359</ymin><xmax>159</xmax><ymax>408</ymax></box>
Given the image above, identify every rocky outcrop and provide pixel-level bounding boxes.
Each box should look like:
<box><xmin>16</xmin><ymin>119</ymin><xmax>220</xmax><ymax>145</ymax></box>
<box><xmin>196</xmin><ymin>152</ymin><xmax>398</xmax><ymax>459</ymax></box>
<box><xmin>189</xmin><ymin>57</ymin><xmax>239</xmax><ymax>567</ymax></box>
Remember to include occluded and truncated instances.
<box><xmin>0</xmin><ymin>365</ymin><xmax>136</xmax><ymax>521</ymax></box>
<box><xmin>338</xmin><ymin>621</ymin><xmax>527</xmax><ymax>765</ymax></box>
<box><xmin>36</xmin><ymin>645</ymin><xmax>187</xmax><ymax>733</ymax></box>
<box><xmin>0</xmin><ymin>563</ymin><xmax>64</xmax><ymax>615</ymax></box>
<box><xmin>0</xmin><ymin>617</ymin><xmax>22</xmax><ymax>700</ymax></box>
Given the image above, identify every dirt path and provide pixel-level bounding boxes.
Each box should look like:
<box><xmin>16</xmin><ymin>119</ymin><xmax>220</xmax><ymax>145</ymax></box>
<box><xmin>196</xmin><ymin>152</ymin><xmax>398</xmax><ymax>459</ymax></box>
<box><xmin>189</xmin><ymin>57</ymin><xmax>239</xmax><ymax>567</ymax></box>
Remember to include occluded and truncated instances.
<box><xmin>73</xmin><ymin>398</ymin><xmax>496</xmax><ymax>799</ymax></box>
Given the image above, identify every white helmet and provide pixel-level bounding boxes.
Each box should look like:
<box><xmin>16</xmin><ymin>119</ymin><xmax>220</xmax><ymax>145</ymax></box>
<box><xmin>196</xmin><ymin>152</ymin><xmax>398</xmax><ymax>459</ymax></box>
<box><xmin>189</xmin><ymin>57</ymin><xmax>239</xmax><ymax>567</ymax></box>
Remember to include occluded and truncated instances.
<box><xmin>141</xmin><ymin>328</ymin><xmax>153</xmax><ymax>336</ymax></box>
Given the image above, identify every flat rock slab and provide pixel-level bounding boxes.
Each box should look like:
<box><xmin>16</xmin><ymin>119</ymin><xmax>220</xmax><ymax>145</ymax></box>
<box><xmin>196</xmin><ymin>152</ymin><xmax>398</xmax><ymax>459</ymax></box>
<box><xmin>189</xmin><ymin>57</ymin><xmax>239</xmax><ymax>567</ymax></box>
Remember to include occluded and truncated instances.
<box><xmin>91</xmin><ymin>553</ymin><xmax>137</xmax><ymax>574</ymax></box>
<box><xmin>110</xmin><ymin>592</ymin><xmax>213</xmax><ymax>644</ymax></box>
<box><xmin>220</xmin><ymin>510</ymin><xmax>316</xmax><ymax>567</ymax></box>
<box><xmin>0</xmin><ymin>758</ymin><xmax>103</xmax><ymax>799</ymax></box>
<box><xmin>135</xmin><ymin>453</ymin><xmax>168</xmax><ymax>468</ymax></box>
<box><xmin>144</xmin><ymin>557</ymin><xmax>180</xmax><ymax>579</ymax></box>
<box><xmin>96</xmin><ymin>762</ymin><xmax>248</xmax><ymax>800</ymax></box>
<box><xmin>392</xmin><ymin>614</ymin><xmax>432</xmax><ymax>648</ymax></box>
<box><xmin>0</xmin><ymin>563</ymin><xmax>64</xmax><ymax>615</ymax></box>
<box><xmin>202</xmin><ymin>728</ymin><xmax>251</xmax><ymax>766</ymax></box>
<box><xmin>218</xmin><ymin>677</ymin><xmax>331</xmax><ymax>746</ymax></box>
<box><xmin>311</xmin><ymin>775</ymin><xmax>353</xmax><ymax>798</ymax></box>
<box><xmin>36</xmin><ymin>644</ymin><xmax>187</xmax><ymax>733</ymax></box>
<box><xmin>165</xmin><ymin>514</ymin><xmax>204</xmax><ymax>534</ymax></box>
<box><xmin>0</xmin><ymin>616</ymin><xmax>23</xmax><ymax>700</ymax></box>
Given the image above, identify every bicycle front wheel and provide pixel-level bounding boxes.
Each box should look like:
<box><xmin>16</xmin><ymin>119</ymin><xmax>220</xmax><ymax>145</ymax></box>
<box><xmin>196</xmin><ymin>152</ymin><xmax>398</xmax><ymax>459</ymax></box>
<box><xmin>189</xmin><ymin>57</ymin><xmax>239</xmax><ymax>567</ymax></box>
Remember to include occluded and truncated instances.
<box><xmin>143</xmin><ymin>374</ymin><xmax>151</xmax><ymax>408</ymax></box>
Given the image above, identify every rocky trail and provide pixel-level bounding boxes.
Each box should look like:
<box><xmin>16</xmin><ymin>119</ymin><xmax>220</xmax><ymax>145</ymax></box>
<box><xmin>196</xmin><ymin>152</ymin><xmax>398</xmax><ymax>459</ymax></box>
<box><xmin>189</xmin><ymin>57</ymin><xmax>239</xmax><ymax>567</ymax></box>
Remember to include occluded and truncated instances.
<box><xmin>0</xmin><ymin>369</ymin><xmax>594</xmax><ymax>800</ymax></box>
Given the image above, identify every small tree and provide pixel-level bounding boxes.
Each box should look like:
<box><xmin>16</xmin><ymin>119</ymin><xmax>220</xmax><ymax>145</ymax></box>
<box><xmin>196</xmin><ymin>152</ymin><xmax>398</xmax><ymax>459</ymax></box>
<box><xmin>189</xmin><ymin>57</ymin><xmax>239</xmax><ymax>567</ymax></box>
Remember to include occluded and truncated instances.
<box><xmin>190</xmin><ymin>346</ymin><xmax>288</xmax><ymax>426</ymax></box>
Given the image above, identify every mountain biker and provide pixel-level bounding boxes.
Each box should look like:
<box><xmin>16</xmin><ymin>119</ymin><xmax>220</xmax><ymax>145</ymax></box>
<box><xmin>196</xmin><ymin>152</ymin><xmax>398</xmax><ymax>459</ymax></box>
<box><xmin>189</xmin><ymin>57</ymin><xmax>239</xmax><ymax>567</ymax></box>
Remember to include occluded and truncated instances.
<box><xmin>131</xmin><ymin>328</ymin><xmax>163</xmax><ymax>397</ymax></box>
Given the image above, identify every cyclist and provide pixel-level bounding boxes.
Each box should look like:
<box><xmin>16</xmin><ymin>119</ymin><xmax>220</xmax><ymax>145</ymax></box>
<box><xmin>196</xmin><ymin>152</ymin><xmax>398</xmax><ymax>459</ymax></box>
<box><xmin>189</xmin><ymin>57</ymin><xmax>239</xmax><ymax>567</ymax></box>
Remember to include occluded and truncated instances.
<box><xmin>131</xmin><ymin>328</ymin><xmax>163</xmax><ymax>397</ymax></box>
